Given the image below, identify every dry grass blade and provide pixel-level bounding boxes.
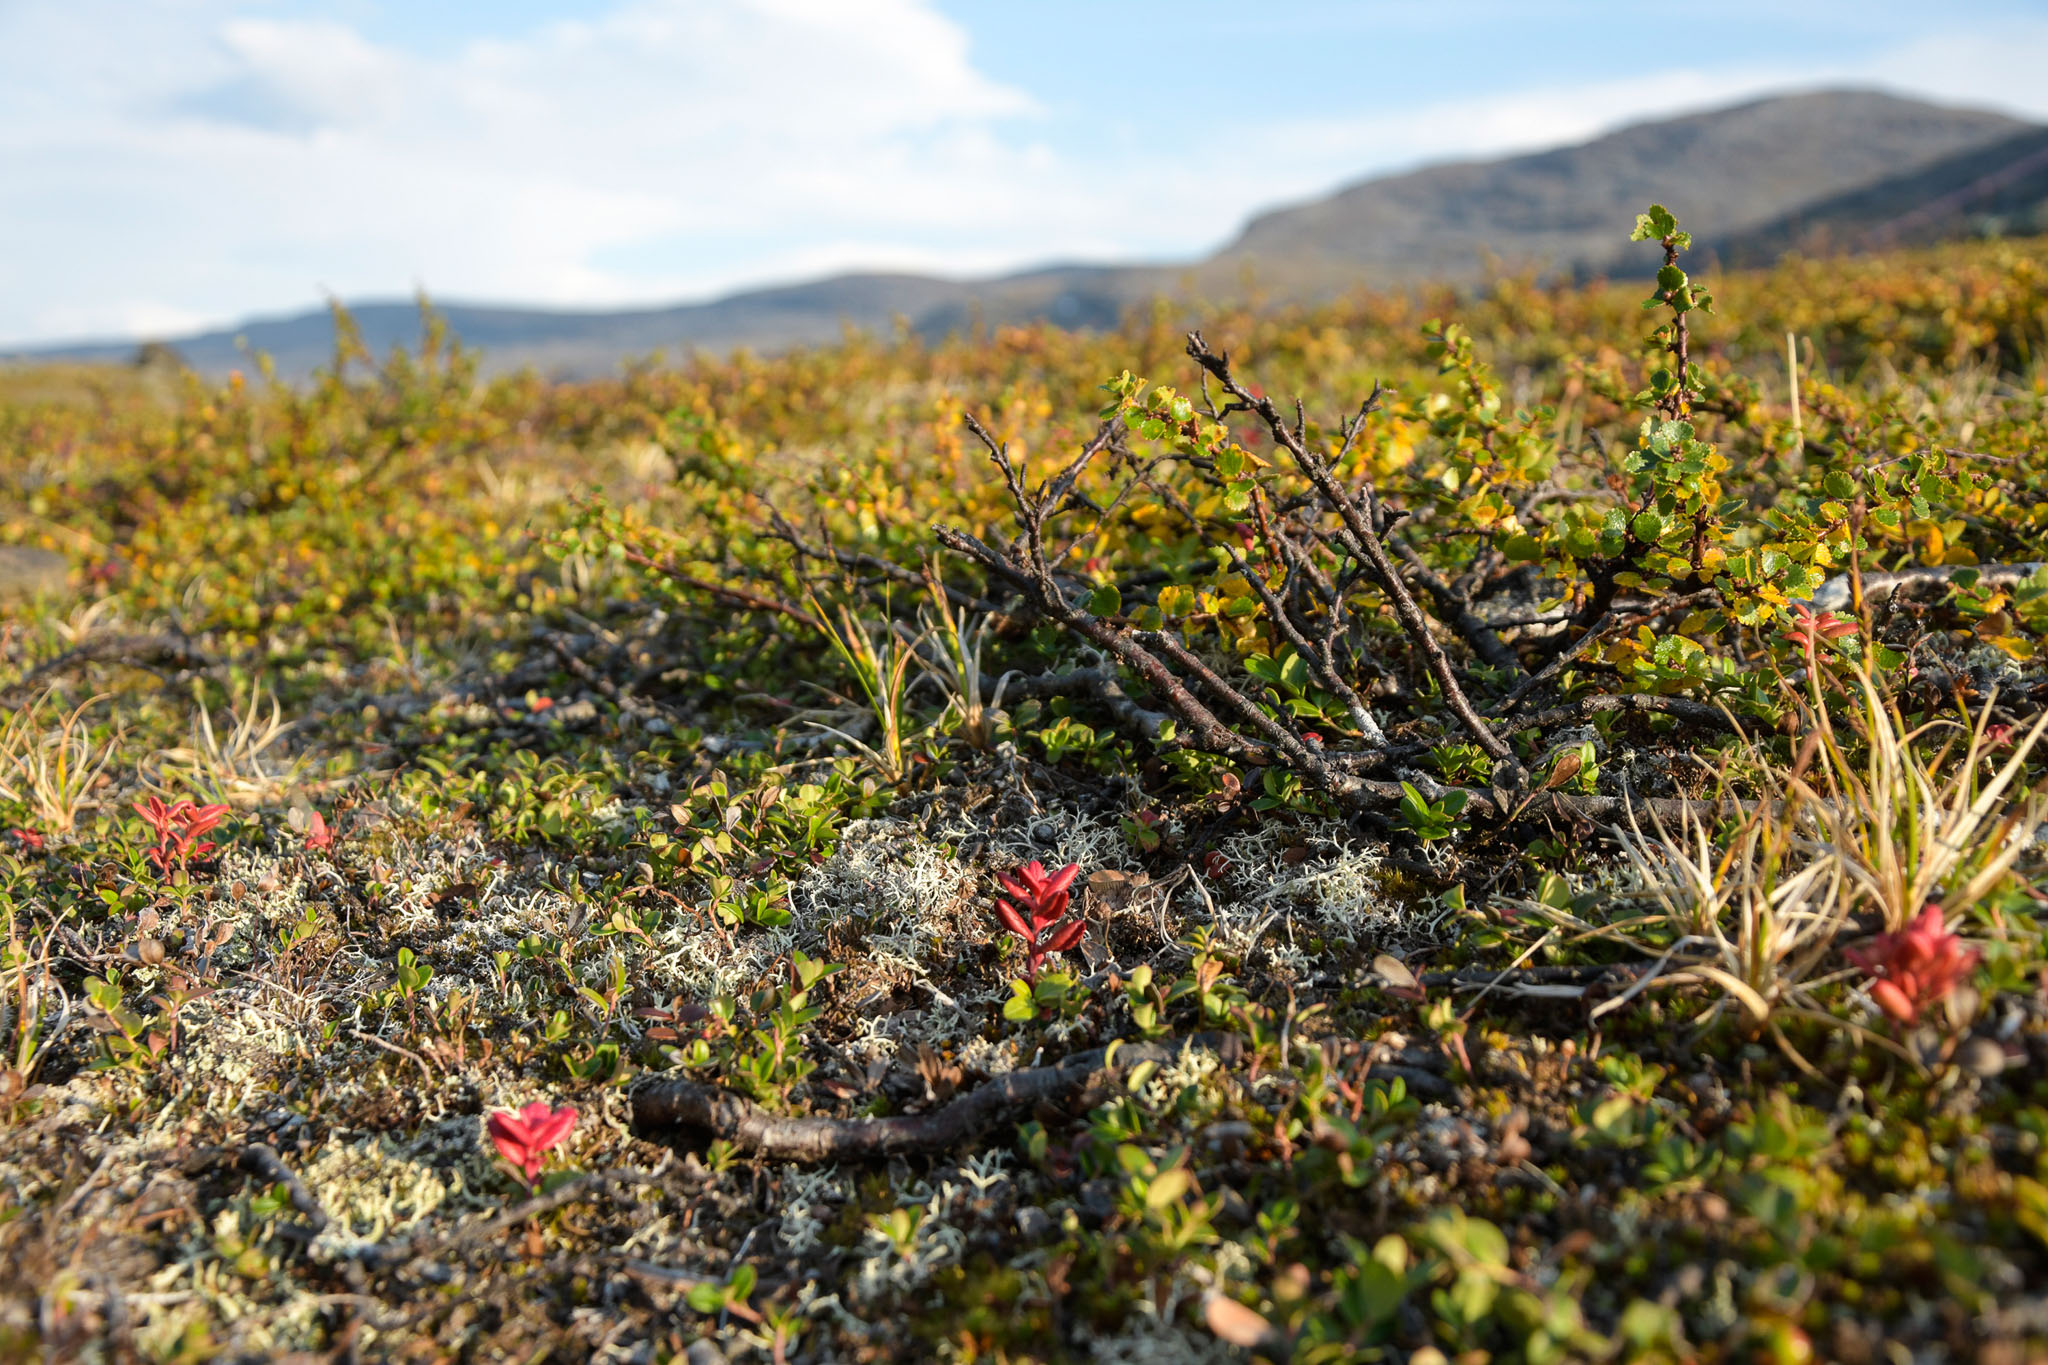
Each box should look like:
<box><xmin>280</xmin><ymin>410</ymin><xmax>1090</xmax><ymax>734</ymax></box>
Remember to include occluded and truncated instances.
<box><xmin>0</xmin><ymin>689</ymin><xmax>121</xmax><ymax>833</ymax></box>
<box><xmin>1510</xmin><ymin>658</ymin><xmax>2039</xmax><ymax>1068</ymax></box>
<box><xmin>1810</xmin><ymin>662</ymin><xmax>2048</xmax><ymax>931</ymax></box>
<box><xmin>148</xmin><ymin>675</ymin><xmax>302</xmax><ymax>808</ymax></box>
<box><xmin>1510</xmin><ymin>715</ymin><xmax>1872</xmax><ymax>1062</ymax></box>
<box><xmin>799</xmin><ymin>593</ymin><xmax>922</xmax><ymax>782</ymax></box>
<box><xmin>916</xmin><ymin>568</ymin><xmax>1008</xmax><ymax>751</ymax></box>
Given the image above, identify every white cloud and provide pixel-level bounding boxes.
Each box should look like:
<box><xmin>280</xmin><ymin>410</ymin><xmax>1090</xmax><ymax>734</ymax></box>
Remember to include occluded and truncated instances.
<box><xmin>0</xmin><ymin>2</ymin><xmax>2042</xmax><ymax>347</ymax></box>
<box><xmin>1195</xmin><ymin>21</ymin><xmax>2048</xmax><ymax>223</ymax></box>
<box><xmin>0</xmin><ymin>0</ymin><xmax>1061</xmax><ymax>344</ymax></box>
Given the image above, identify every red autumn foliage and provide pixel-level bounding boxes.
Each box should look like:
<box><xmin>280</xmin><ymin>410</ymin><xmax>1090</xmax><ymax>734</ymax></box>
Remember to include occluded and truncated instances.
<box><xmin>135</xmin><ymin>796</ymin><xmax>232</xmax><ymax>873</ymax></box>
<box><xmin>1844</xmin><ymin>903</ymin><xmax>1981</xmax><ymax>1026</ymax></box>
<box><xmin>487</xmin><ymin>1101</ymin><xmax>578</xmax><ymax>1185</ymax></box>
<box><xmin>1781</xmin><ymin>603</ymin><xmax>1857</xmax><ymax>659</ymax></box>
<box><xmin>305</xmin><ymin>810</ymin><xmax>335</xmax><ymax>851</ymax></box>
<box><xmin>994</xmin><ymin>860</ymin><xmax>1084</xmax><ymax>980</ymax></box>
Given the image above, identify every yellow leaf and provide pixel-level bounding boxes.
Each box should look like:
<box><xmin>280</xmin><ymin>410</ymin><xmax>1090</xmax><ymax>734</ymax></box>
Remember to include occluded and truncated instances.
<box><xmin>1145</xmin><ymin>1167</ymin><xmax>1191</xmax><ymax>1209</ymax></box>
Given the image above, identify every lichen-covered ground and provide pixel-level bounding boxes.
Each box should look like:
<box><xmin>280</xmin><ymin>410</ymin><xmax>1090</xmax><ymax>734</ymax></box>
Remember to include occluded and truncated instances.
<box><xmin>7</xmin><ymin>234</ymin><xmax>2048</xmax><ymax>1363</ymax></box>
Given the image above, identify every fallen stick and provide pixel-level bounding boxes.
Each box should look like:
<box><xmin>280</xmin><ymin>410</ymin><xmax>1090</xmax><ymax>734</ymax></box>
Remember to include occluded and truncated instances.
<box><xmin>1418</xmin><ymin>964</ymin><xmax>1646</xmax><ymax>988</ymax></box>
<box><xmin>1511</xmin><ymin>692</ymin><xmax>1741</xmax><ymax>735</ymax></box>
<box><xmin>632</xmin><ymin>1035</ymin><xmax>1451</xmax><ymax>1161</ymax></box>
<box><xmin>240</xmin><ymin>1143</ymin><xmax>329</xmax><ymax>1242</ymax></box>
<box><xmin>3</xmin><ymin>633</ymin><xmax>218</xmax><ymax>701</ymax></box>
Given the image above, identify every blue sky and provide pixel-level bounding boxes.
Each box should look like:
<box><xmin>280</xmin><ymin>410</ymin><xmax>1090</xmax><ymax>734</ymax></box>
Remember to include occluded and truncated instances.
<box><xmin>2</xmin><ymin>0</ymin><xmax>2045</xmax><ymax>346</ymax></box>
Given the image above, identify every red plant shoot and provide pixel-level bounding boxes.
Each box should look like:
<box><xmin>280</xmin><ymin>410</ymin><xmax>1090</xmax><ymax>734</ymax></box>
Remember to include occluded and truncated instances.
<box><xmin>305</xmin><ymin>810</ymin><xmax>335</xmax><ymax>851</ymax></box>
<box><xmin>1781</xmin><ymin>603</ymin><xmax>1857</xmax><ymax>660</ymax></box>
<box><xmin>135</xmin><ymin>796</ymin><xmax>232</xmax><ymax>874</ymax></box>
<box><xmin>487</xmin><ymin>1101</ymin><xmax>577</xmax><ymax>1186</ymax></box>
<box><xmin>1845</xmin><ymin>903</ymin><xmax>1981</xmax><ymax>1026</ymax></box>
<box><xmin>995</xmin><ymin>860</ymin><xmax>1084</xmax><ymax>980</ymax></box>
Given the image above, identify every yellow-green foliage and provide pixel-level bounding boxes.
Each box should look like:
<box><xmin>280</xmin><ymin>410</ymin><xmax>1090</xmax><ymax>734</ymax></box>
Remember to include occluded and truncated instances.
<box><xmin>2</xmin><ymin>234</ymin><xmax>2048</xmax><ymax>1364</ymax></box>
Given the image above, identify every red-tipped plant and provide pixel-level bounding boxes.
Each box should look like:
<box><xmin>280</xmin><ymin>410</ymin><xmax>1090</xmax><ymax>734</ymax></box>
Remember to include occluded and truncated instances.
<box><xmin>1781</xmin><ymin>603</ymin><xmax>1857</xmax><ymax>661</ymax></box>
<box><xmin>995</xmin><ymin>860</ymin><xmax>1084</xmax><ymax>980</ymax></box>
<box><xmin>487</xmin><ymin>1101</ymin><xmax>578</xmax><ymax>1187</ymax></box>
<box><xmin>305</xmin><ymin>810</ymin><xmax>335</xmax><ymax>851</ymax></box>
<box><xmin>1845</xmin><ymin>903</ymin><xmax>1981</xmax><ymax>1026</ymax></box>
<box><xmin>135</xmin><ymin>797</ymin><xmax>232</xmax><ymax>874</ymax></box>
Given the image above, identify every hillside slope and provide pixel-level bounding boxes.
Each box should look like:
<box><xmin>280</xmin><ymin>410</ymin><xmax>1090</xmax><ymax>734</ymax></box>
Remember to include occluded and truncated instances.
<box><xmin>1719</xmin><ymin>124</ymin><xmax>2048</xmax><ymax>263</ymax></box>
<box><xmin>1214</xmin><ymin>90</ymin><xmax>2025</xmax><ymax>287</ymax></box>
<box><xmin>9</xmin><ymin>88</ymin><xmax>2033</xmax><ymax>377</ymax></box>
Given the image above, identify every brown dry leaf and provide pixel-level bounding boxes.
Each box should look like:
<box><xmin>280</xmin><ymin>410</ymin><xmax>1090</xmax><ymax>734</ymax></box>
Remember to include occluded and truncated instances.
<box><xmin>1372</xmin><ymin>953</ymin><xmax>1426</xmax><ymax>1002</ymax></box>
<box><xmin>427</xmin><ymin>881</ymin><xmax>482</xmax><ymax>912</ymax></box>
<box><xmin>1087</xmin><ymin>868</ymin><xmax>1146</xmax><ymax>911</ymax></box>
<box><xmin>1204</xmin><ymin>1294</ymin><xmax>1272</xmax><ymax>1347</ymax></box>
<box><xmin>915</xmin><ymin>1044</ymin><xmax>964</xmax><ymax>1104</ymax></box>
<box><xmin>1543</xmin><ymin>750</ymin><xmax>1584</xmax><ymax>791</ymax></box>
<box><xmin>1494</xmin><ymin>1106</ymin><xmax>1532</xmax><ymax>1165</ymax></box>
<box><xmin>1080</xmin><ymin>914</ymin><xmax>1112</xmax><ymax>970</ymax></box>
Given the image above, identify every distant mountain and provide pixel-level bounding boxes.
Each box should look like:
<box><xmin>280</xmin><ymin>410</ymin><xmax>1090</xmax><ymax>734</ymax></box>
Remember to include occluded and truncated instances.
<box><xmin>13</xmin><ymin>266</ymin><xmax>1159</xmax><ymax>383</ymax></box>
<box><xmin>1718</xmin><ymin>125</ymin><xmax>2048</xmax><ymax>264</ymax></box>
<box><xmin>1214</xmin><ymin>90</ymin><xmax>2028</xmax><ymax>288</ymax></box>
<box><xmin>10</xmin><ymin>89</ymin><xmax>2037</xmax><ymax>379</ymax></box>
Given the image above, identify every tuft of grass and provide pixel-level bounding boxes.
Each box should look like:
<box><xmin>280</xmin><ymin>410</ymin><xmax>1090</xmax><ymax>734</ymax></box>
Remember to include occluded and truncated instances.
<box><xmin>147</xmin><ymin>675</ymin><xmax>300</xmax><ymax>807</ymax></box>
<box><xmin>1810</xmin><ymin>663</ymin><xmax>2048</xmax><ymax>933</ymax></box>
<box><xmin>0</xmin><ymin>689</ymin><xmax>120</xmax><ymax>833</ymax></box>
<box><xmin>800</xmin><ymin>594</ymin><xmax>922</xmax><ymax>784</ymax></box>
<box><xmin>917</xmin><ymin>569</ymin><xmax>1008</xmax><ymax>751</ymax></box>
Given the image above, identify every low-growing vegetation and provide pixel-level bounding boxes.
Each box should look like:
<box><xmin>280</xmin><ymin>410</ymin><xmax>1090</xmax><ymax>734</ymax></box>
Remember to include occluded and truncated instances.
<box><xmin>4</xmin><ymin>209</ymin><xmax>2048</xmax><ymax>1362</ymax></box>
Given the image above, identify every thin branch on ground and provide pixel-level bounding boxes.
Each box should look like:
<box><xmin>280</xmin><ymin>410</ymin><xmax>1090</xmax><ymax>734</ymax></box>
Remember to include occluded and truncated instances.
<box><xmin>632</xmin><ymin>1035</ymin><xmax>1452</xmax><ymax>1161</ymax></box>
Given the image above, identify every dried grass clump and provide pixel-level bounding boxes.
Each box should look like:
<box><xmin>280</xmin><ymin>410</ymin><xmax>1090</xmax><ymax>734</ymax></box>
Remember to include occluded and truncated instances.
<box><xmin>0</xmin><ymin>689</ymin><xmax>119</xmax><ymax>833</ymax></box>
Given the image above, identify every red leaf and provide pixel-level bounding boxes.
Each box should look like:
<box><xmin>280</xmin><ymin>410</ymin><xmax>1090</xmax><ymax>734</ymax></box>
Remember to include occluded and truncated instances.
<box><xmin>1040</xmin><ymin>862</ymin><xmax>1080</xmax><ymax>899</ymax></box>
<box><xmin>995</xmin><ymin>899</ymin><xmax>1033</xmax><ymax>940</ymax></box>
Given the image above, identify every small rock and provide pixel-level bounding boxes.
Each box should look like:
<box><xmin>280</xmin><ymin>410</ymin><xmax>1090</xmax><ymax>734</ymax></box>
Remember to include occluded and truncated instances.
<box><xmin>685</xmin><ymin>1341</ymin><xmax>726</xmax><ymax>1365</ymax></box>
<box><xmin>1014</xmin><ymin>1206</ymin><xmax>1050</xmax><ymax>1240</ymax></box>
<box><xmin>0</xmin><ymin>546</ymin><xmax>68</xmax><ymax>601</ymax></box>
<box><xmin>1957</xmin><ymin>1035</ymin><xmax>2008</xmax><ymax>1078</ymax></box>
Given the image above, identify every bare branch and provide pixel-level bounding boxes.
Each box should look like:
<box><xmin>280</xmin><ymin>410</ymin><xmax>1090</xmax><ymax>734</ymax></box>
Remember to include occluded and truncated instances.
<box><xmin>633</xmin><ymin>1035</ymin><xmax>1449</xmax><ymax>1161</ymax></box>
<box><xmin>1183</xmin><ymin>331</ymin><xmax>1518</xmax><ymax>772</ymax></box>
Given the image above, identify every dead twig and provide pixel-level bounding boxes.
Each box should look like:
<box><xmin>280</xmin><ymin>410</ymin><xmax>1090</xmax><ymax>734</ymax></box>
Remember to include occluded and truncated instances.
<box><xmin>1181</xmin><ymin>333</ymin><xmax>1517</xmax><ymax>773</ymax></box>
<box><xmin>1512</xmin><ymin>692</ymin><xmax>1743</xmax><ymax>734</ymax></box>
<box><xmin>239</xmin><ymin>1143</ymin><xmax>330</xmax><ymax>1242</ymax></box>
<box><xmin>633</xmin><ymin>1035</ymin><xmax>1452</xmax><ymax>1160</ymax></box>
<box><xmin>2</xmin><ymin>633</ymin><xmax>218</xmax><ymax>703</ymax></box>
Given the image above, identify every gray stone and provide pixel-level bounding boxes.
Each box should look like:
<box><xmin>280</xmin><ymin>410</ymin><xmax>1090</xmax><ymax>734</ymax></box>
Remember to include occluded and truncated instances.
<box><xmin>1957</xmin><ymin>1036</ymin><xmax>2008</xmax><ymax>1078</ymax></box>
<box><xmin>0</xmin><ymin>546</ymin><xmax>68</xmax><ymax>601</ymax></box>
